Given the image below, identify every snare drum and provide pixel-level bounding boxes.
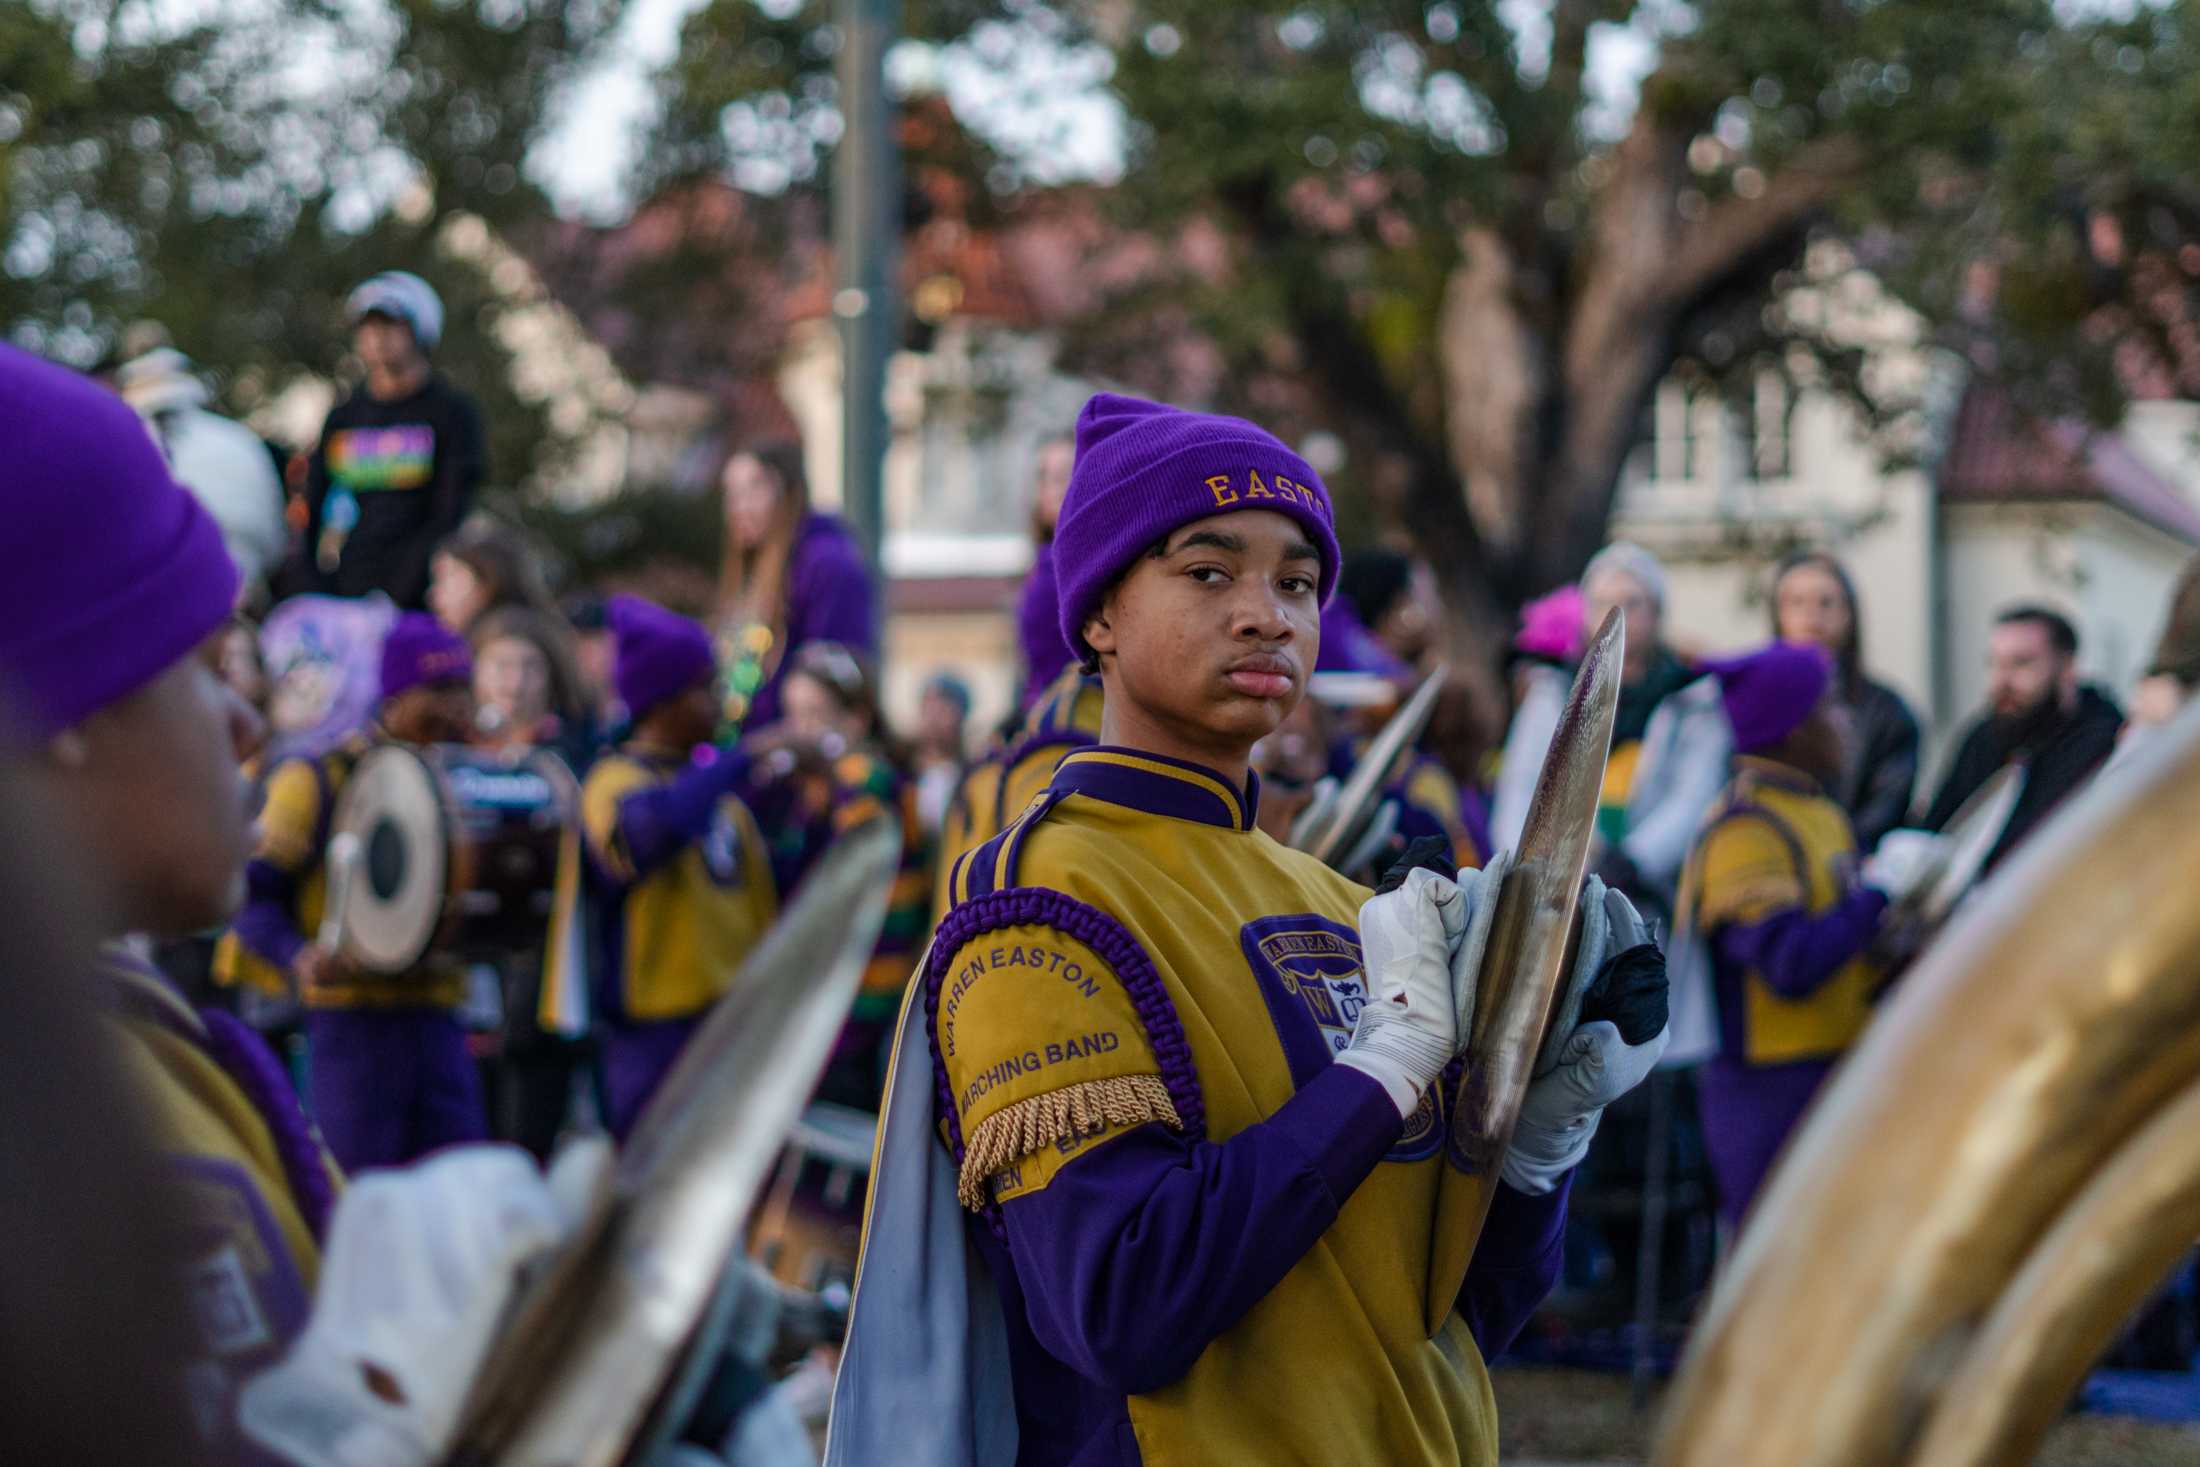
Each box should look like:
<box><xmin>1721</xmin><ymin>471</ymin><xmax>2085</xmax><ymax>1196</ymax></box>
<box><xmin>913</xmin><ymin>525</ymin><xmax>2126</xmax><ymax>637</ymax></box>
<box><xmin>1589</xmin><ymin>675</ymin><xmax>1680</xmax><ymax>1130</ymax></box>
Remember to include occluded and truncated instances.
<box><xmin>329</xmin><ymin>744</ymin><xmax>579</xmax><ymax>974</ymax></box>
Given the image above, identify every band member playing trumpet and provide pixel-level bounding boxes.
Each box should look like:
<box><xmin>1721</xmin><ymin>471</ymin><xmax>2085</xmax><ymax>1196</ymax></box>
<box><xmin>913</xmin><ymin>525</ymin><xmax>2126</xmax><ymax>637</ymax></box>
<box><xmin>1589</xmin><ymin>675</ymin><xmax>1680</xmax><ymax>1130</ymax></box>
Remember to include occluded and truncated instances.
<box><xmin>853</xmin><ymin>393</ymin><xmax>1666</xmax><ymax>1465</ymax></box>
<box><xmin>223</xmin><ymin>613</ymin><xmax>486</xmax><ymax>1173</ymax></box>
<box><xmin>1679</xmin><ymin>643</ymin><xmax>1935</xmax><ymax>1229</ymax></box>
<box><xmin>581</xmin><ymin>595</ymin><xmax>779</xmax><ymax>1139</ymax></box>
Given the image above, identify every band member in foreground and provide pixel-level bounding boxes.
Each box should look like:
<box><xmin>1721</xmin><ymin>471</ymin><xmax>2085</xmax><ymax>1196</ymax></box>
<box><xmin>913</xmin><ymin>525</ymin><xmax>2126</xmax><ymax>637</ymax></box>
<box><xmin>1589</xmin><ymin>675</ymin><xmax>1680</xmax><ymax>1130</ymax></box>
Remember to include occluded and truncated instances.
<box><xmin>581</xmin><ymin>595</ymin><xmax>779</xmax><ymax>1140</ymax></box>
<box><xmin>0</xmin><ymin>343</ymin><xmax>337</xmax><ymax>1452</ymax></box>
<box><xmin>842</xmin><ymin>393</ymin><xmax>1668</xmax><ymax>1465</ymax></box>
<box><xmin>1678</xmin><ymin>642</ymin><xmax>1934</xmax><ymax>1229</ymax></box>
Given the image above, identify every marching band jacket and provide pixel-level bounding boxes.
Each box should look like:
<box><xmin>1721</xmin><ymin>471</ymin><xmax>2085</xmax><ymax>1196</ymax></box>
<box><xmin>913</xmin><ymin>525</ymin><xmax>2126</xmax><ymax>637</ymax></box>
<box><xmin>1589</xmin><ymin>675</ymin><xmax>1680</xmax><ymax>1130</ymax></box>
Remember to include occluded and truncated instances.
<box><xmin>102</xmin><ymin>948</ymin><xmax>338</xmax><ymax>1458</ymax></box>
<box><xmin>1678</xmin><ymin>758</ymin><xmax>1888</xmax><ymax>1224</ymax></box>
<box><xmin>908</xmin><ymin>747</ymin><xmax>1566</xmax><ymax>1465</ymax></box>
<box><xmin>579</xmin><ymin>744</ymin><xmax>779</xmax><ymax>1026</ymax></box>
<box><xmin>933</xmin><ymin>667</ymin><xmax>1105</xmax><ymax>922</ymax></box>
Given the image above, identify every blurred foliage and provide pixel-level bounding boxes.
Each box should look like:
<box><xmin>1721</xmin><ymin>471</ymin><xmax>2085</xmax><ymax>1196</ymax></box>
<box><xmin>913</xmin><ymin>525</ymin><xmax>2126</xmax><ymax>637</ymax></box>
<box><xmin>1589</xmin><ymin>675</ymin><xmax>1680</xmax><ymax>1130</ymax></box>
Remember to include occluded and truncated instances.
<box><xmin>17</xmin><ymin>0</ymin><xmax>2200</xmax><ymax>603</ymax></box>
<box><xmin>0</xmin><ymin>0</ymin><xmax>622</xmax><ymax>489</ymax></box>
<box><xmin>647</xmin><ymin>0</ymin><xmax>2200</xmax><ymax>613</ymax></box>
<box><xmin>498</xmin><ymin>482</ymin><xmax>725</xmax><ymax>603</ymax></box>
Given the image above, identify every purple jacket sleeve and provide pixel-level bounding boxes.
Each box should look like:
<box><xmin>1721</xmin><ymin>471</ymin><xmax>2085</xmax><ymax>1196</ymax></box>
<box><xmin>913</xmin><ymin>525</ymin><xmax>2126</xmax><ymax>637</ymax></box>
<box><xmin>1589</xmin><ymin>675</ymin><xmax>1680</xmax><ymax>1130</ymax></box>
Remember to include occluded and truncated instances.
<box><xmin>1456</xmin><ymin>1173</ymin><xmax>1572</xmax><ymax>1358</ymax></box>
<box><xmin>607</xmin><ymin>749</ymin><xmax>755</xmax><ymax>883</ymax></box>
<box><xmin>1716</xmin><ymin>887</ymin><xmax>1889</xmax><ymax>1000</ymax></box>
<box><xmin>997</xmin><ymin>1062</ymin><xmax>1403</xmax><ymax>1396</ymax></box>
<box><xmin>789</xmin><ymin>515</ymin><xmax>879</xmax><ymax>658</ymax></box>
<box><xmin>232</xmin><ymin>858</ymin><xmax>308</xmax><ymax>971</ymax></box>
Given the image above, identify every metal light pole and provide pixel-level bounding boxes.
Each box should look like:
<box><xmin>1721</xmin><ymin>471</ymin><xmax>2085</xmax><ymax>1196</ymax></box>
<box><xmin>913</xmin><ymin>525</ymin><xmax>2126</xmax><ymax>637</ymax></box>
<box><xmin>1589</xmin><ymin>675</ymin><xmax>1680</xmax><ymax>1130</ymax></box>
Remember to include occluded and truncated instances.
<box><xmin>833</xmin><ymin>0</ymin><xmax>899</xmax><ymax>583</ymax></box>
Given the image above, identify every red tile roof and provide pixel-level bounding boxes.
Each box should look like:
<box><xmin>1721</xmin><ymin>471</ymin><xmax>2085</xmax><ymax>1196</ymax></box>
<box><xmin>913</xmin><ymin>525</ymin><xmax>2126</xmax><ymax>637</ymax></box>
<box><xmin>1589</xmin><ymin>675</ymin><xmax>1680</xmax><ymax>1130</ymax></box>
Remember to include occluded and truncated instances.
<box><xmin>1939</xmin><ymin>384</ymin><xmax>2200</xmax><ymax>544</ymax></box>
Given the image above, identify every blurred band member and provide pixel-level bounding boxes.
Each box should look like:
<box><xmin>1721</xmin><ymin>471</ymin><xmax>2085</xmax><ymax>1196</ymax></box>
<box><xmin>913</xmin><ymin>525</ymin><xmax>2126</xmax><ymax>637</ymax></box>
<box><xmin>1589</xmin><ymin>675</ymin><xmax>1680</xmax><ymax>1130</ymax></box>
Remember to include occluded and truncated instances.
<box><xmin>581</xmin><ymin>597</ymin><xmax>779</xmax><ymax>1138</ymax></box>
<box><xmin>0</xmin><ymin>344</ymin><xmax>334</xmax><ymax>1455</ymax></box>
<box><xmin>1680</xmin><ymin>644</ymin><xmax>1930</xmax><ymax>1227</ymax></box>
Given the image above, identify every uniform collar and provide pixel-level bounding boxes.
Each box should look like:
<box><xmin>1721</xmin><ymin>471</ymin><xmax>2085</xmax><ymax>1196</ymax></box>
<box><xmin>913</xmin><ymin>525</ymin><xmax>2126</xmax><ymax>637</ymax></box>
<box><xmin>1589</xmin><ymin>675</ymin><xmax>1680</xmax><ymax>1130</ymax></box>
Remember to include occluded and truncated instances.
<box><xmin>97</xmin><ymin>941</ymin><xmax>205</xmax><ymax>1035</ymax></box>
<box><xmin>1050</xmin><ymin>746</ymin><xmax>1260</xmax><ymax>832</ymax></box>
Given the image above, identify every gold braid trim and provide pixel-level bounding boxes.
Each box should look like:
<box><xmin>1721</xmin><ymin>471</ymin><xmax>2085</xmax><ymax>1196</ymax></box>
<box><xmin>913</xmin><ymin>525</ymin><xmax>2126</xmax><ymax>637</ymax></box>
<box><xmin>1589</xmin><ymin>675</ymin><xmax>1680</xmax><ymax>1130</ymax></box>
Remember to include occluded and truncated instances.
<box><xmin>957</xmin><ymin>1074</ymin><xmax>1181</xmax><ymax>1210</ymax></box>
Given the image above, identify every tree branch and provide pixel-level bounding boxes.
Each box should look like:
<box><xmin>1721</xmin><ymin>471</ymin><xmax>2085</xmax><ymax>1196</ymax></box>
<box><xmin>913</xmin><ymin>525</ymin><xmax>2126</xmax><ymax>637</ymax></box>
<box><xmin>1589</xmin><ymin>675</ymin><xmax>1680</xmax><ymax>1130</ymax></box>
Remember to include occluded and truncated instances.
<box><xmin>1657</xmin><ymin>134</ymin><xmax>1867</xmax><ymax>308</ymax></box>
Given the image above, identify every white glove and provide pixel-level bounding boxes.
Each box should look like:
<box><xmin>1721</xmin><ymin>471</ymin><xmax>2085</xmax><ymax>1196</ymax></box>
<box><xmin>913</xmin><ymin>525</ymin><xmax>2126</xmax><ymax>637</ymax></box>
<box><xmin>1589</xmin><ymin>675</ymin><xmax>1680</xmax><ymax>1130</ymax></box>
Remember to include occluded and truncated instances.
<box><xmin>239</xmin><ymin>1138</ymin><xmax>612</xmax><ymax>1467</ymax></box>
<box><xmin>1450</xmin><ymin>850</ymin><xmax>1513</xmax><ymax>1043</ymax></box>
<box><xmin>1862</xmin><ymin>828</ymin><xmax>1949</xmax><ymax>905</ymax></box>
<box><xmin>1502</xmin><ymin>879</ymin><xmax>1669</xmax><ymax>1195</ymax></box>
<box><xmin>1337</xmin><ymin>867</ymin><xmax>1469</xmax><ymax>1117</ymax></box>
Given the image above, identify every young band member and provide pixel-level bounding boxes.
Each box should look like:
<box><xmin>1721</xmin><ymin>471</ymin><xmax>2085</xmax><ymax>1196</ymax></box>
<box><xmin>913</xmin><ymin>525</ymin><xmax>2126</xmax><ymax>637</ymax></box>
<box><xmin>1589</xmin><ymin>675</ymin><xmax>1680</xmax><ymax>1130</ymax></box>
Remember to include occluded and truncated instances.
<box><xmin>1678</xmin><ymin>642</ymin><xmax>1930</xmax><ymax>1228</ymax></box>
<box><xmin>835</xmin><ymin>393</ymin><xmax>1668</xmax><ymax>1466</ymax></box>
<box><xmin>581</xmin><ymin>595</ymin><xmax>779</xmax><ymax>1139</ymax></box>
<box><xmin>222</xmin><ymin>613</ymin><xmax>487</xmax><ymax>1173</ymax></box>
<box><xmin>0</xmin><ymin>343</ymin><xmax>337</xmax><ymax>1453</ymax></box>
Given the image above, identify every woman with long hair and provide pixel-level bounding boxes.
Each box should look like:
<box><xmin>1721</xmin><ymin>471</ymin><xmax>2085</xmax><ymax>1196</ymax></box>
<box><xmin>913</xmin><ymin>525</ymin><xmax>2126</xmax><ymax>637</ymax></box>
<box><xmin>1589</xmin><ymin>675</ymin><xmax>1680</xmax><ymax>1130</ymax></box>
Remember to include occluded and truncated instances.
<box><xmin>1769</xmin><ymin>550</ymin><xmax>1922</xmax><ymax>852</ymax></box>
<box><xmin>714</xmin><ymin>438</ymin><xmax>879</xmax><ymax>732</ymax></box>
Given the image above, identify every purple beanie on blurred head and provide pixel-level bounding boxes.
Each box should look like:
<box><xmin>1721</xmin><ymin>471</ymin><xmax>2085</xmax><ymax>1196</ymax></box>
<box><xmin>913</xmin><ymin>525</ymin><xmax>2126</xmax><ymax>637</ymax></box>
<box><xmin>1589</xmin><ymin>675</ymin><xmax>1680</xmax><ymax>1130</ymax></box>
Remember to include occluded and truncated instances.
<box><xmin>379</xmin><ymin>613</ymin><xmax>472</xmax><ymax>703</ymax></box>
<box><xmin>1703</xmin><ymin>642</ymin><xmax>1835</xmax><ymax>755</ymax></box>
<box><xmin>1050</xmin><ymin>393</ymin><xmax>1341</xmax><ymax>662</ymax></box>
<box><xmin>607</xmin><ymin>594</ymin><xmax>715</xmax><ymax>722</ymax></box>
<box><xmin>0</xmin><ymin>344</ymin><xmax>239</xmax><ymax>741</ymax></box>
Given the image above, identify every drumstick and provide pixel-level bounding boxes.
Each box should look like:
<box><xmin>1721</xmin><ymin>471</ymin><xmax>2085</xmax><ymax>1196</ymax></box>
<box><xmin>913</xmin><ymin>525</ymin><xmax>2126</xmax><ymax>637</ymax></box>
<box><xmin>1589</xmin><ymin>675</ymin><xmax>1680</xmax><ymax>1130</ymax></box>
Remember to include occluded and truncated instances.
<box><xmin>319</xmin><ymin>831</ymin><xmax>362</xmax><ymax>953</ymax></box>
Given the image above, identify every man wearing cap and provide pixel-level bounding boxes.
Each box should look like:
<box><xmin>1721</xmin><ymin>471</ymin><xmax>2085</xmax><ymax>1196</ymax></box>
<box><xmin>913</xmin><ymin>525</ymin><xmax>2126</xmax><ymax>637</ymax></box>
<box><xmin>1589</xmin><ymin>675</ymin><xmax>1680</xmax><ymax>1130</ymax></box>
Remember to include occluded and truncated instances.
<box><xmin>1676</xmin><ymin>642</ymin><xmax>1933</xmax><ymax>1228</ymax></box>
<box><xmin>221</xmin><ymin>612</ymin><xmax>486</xmax><ymax>1172</ymax></box>
<box><xmin>0</xmin><ymin>343</ymin><xmax>339</xmax><ymax>1453</ymax></box>
<box><xmin>580</xmin><ymin>595</ymin><xmax>779</xmax><ymax>1139</ymax></box>
<box><xmin>301</xmin><ymin>270</ymin><xmax>485</xmax><ymax>609</ymax></box>
<box><xmin>834</xmin><ymin>392</ymin><xmax>1669</xmax><ymax>1466</ymax></box>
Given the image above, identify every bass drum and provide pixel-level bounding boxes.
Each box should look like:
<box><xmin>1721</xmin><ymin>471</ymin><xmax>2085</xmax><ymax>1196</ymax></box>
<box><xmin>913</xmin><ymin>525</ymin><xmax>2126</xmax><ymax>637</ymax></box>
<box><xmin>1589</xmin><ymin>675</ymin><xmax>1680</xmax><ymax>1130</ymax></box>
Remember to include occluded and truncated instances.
<box><xmin>330</xmin><ymin>744</ymin><xmax>578</xmax><ymax>975</ymax></box>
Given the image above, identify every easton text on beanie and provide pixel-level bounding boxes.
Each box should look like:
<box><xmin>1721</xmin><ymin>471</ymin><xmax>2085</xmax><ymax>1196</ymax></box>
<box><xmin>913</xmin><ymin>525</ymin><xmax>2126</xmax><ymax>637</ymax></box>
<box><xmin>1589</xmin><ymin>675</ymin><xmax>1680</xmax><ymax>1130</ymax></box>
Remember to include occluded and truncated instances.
<box><xmin>1051</xmin><ymin>392</ymin><xmax>1340</xmax><ymax>661</ymax></box>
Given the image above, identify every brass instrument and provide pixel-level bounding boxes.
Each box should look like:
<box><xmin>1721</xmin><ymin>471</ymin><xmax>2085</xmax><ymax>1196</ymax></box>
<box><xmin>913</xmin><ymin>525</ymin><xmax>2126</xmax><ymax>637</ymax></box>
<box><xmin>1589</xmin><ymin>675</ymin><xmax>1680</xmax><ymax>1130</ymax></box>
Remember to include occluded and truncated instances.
<box><xmin>438</xmin><ymin>818</ymin><xmax>901</xmax><ymax>1466</ymax></box>
<box><xmin>1301</xmin><ymin>664</ymin><xmax>1449</xmax><ymax>871</ymax></box>
<box><xmin>1655</xmin><ymin>703</ymin><xmax>2200</xmax><ymax>1466</ymax></box>
<box><xmin>1425</xmin><ymin>607</ymin><xmax>1623</xmax><ymax>1330</ymax></box>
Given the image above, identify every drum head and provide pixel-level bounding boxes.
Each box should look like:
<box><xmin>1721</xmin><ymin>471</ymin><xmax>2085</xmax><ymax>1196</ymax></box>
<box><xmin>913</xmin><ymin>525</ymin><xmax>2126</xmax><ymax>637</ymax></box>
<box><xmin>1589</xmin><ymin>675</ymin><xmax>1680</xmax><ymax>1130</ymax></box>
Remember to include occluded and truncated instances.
<box><xmin>331</xmin><ymin>746</ymin><xmax>450</xmax><ymax>974</ymax></box>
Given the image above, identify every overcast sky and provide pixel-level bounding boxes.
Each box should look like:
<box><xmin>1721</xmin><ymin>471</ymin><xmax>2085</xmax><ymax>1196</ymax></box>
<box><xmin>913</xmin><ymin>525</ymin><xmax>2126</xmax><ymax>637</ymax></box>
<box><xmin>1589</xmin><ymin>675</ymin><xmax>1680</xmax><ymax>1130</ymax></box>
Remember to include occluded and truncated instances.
<box><xmin>528</xmin><ymin>0</ymin><xmax>1130</xmax><ymax>220</ymax></box>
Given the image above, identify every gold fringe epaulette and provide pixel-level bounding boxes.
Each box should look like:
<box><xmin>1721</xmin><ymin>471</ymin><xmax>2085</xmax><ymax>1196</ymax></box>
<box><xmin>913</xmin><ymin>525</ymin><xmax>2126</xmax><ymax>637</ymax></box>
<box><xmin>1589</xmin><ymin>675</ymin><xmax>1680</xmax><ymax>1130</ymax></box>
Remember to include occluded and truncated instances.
<box><xmin>957</xmin><ymin>1074</ymin><xmax>1181</xmax><ymax>1209</ymax></box>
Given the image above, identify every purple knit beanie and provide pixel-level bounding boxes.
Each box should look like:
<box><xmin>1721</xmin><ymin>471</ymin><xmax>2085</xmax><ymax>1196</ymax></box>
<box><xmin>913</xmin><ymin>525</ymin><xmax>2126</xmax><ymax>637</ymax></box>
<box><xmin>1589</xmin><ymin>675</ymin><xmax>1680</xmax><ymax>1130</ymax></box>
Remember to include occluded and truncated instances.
<box><xmin>0</xmin><ymin>344</ymin><xmax>240</xmax><ymax>741</ymax></box>
<box><xmin>607</xmin><ymin>594</ymin><xmax>715</xmax><ymax>721</ymax></box>
<box><xmin>1703</xmin><ymin>642</ymin><xmax>1834</xmax><ymax>755</ymax></box>
<box><xmin>378</xmin><ymin>613</ymin><xmax>473</xmax><ymax>702</ymax></box>
<box><xmin>1052</xmin><ymin>393</ymin><xmax>1340</xmax><ymax>661</ymax></box>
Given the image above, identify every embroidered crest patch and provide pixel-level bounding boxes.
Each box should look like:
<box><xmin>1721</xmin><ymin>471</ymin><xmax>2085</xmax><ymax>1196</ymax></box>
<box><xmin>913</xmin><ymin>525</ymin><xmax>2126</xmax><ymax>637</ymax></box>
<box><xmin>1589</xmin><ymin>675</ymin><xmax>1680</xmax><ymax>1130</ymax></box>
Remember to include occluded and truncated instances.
<box><xmin>1239</xmin><ymin>914</ymin><xmax>1441</xmax><ymax>1161</ymax></box>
